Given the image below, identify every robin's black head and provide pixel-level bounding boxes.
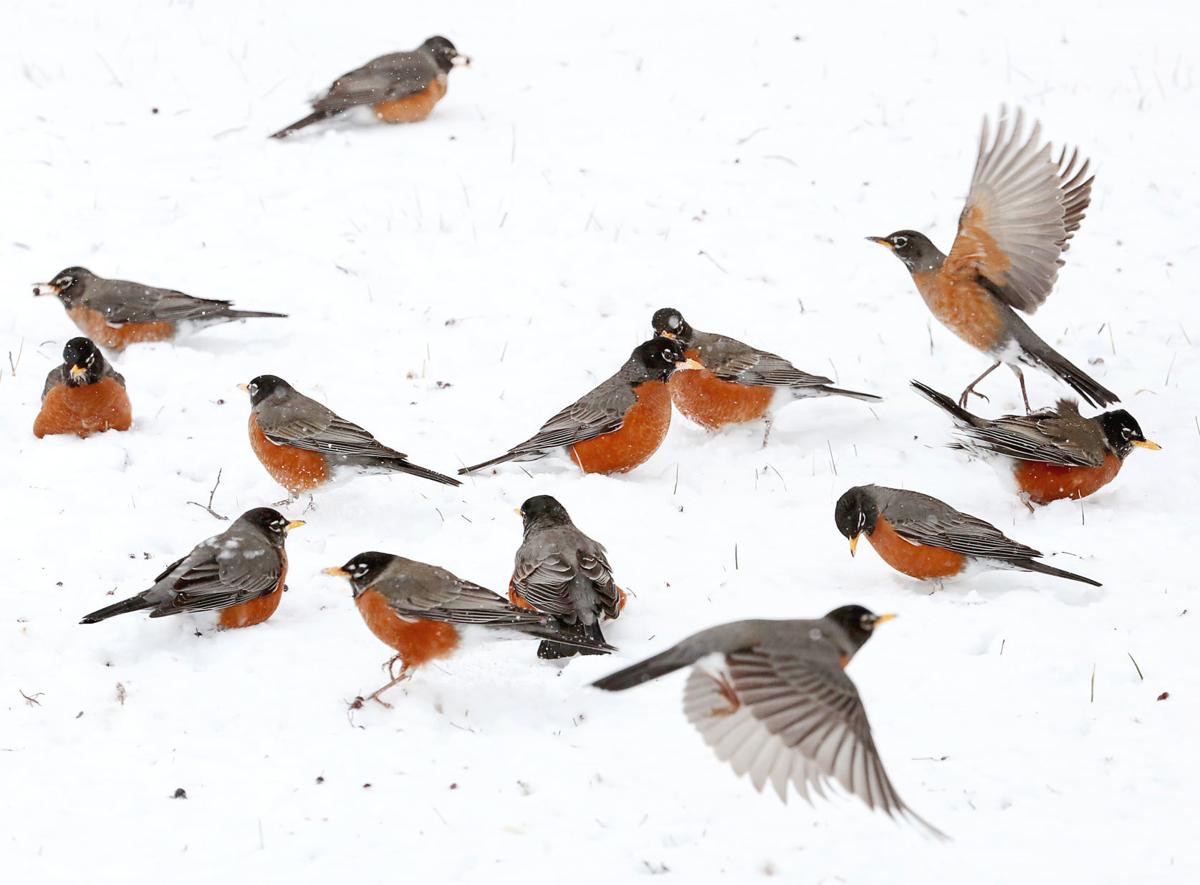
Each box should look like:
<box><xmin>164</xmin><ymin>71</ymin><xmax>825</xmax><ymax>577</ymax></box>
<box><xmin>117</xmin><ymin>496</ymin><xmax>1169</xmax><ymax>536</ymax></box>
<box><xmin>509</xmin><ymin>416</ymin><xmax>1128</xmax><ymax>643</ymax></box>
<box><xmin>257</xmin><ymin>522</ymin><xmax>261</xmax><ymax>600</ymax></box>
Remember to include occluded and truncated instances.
<box><xmin>420</xmin><ymin>36</ymin><xmax>468</xmax><ymax>72</ymax></box>
<box><xmin>519</xmin><ymin>495</ymin><xmax>572</xmax><ymax>531</ymax></box>
<box><xmin>627</xmin><ymin>336</ymin><xmax>698</xmax><ymax>384</ymax></box>
<box><xmin>867</xmin><ymin>231</ymin><xmax>945</xmax><ymax>274</ymax></box>
<box><xmin>34</xmin><ymin>266</ymin><xmax>95</xmax><ymax>306</ymax></box>
<box><xmin>242</xmin><ymin>374</ymin><xmax>293</xmax><ymax>407</ymax></box>
<box><xmin>824</xmin><ymin>604</ymin><xmax>896</xmax><ymax>654</ymax></box>
<box><xmin>1095</xmin><ymin>410</ymin><xmax>1160</xmax><ymax>459</ymax></box>
<box><xmin>237</xmin><ymin>507</ymin><xmax>304</xmax><ymax>545</ymax></box>
<box><xmin>650</xmin><ymin>307</ymin><xmax>695</xmax><ymax>347</ymax></box>
<box><xmin>324</xmin><ymin>551</ymin><xmax>396</xmax><ymax>597</ymax></box>
<box><xmin>834</xmin><ymin>486</ymin><xmax>879</xmax><ymax>556</ymax></box>
<box><xmin>61</xmin><ymin>337</ymin><xmax>105</xmax><ymax>386</ymax></box>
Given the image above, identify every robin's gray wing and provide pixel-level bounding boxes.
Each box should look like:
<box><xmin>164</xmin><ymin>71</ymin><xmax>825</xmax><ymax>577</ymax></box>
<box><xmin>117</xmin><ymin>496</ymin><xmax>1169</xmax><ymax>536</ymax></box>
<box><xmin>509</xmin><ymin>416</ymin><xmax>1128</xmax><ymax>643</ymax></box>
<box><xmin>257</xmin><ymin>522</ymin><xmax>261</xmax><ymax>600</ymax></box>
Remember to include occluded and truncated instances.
<box><xmin>84</xmin><ymin>282</ymin><xmax>244</xmax><ymax>325</ymax></box>
<box><xmin>147</xmin><ymin>535</ymin><xmax>282</xmax><ymax>616</ymax></box>
<box><xmin>946</xmin><ymin>107</ymin><xmax>1093</xmax><ymax>314</ymax></box>
<box><xmin>502</xmin><ymin>375</ymin><xmax>636</xmax><ymax>458</ymax></box>
<box><xmin>700</xmin><ymin>335</ymin><xmax>833</xmax><ymax>389</ymax></box>
<box><xmin>313</xmin><ymin>52</ymin><xmax>437</xmax><ymax>112</ymax></box>
<box><xmin>960</xmin><ymin>405</ymin><xmax>1104</xmax><ymax>467</ymax></box>
<box><xmin>373</xmin><ymin>564</ymin><xmax>548</xmax><ymax>628</ymax></box>
<box><xmin>41</xmin><ymin>366</ymin><xmax>66</xmax><ymax>399</ymax></box>
<box><xmin>259</xmin><ymin>396</ymin><xmax>408</xmax><ymax>461</ymax></box>
<box><xmin>684</xmin><ymin>645</ymin><xmax>943</xmax><ymax>837</ymax></box>
<box><xmin>882</xmin><ymin>491</ymin><xmax>1042</xmax><ymax>561</ymax></box>
<box><xmin>511</xmin><ymin>549</ymin><xmax>579</xmax><ymax>617</ymax></box>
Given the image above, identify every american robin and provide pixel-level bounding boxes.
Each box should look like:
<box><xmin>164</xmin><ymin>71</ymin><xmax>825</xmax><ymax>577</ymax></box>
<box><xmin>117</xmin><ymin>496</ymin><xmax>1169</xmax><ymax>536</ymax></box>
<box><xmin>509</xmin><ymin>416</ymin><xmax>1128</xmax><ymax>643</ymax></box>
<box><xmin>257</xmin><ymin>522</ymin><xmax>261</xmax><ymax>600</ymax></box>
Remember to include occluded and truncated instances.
<box><xmin>593</xmin><ymin>606</ymin><xmax>944</xmax><ymax>836</ymax></box>
<box><xmin>324</xmin><ymin>551</ymin><xmax>614</xmax><ymax>706</ymax></box>
<box><xmin>868</xmin><ymin>107</ymin><xmax>1117</xmax><ymax>412</ymax></box>
<box><xmin>509</xmin><ymin>495</ymin><xmax>625</xmax><ymax>659</ymax></box>
<box><xmin>33</xmin><ymin>337</ymin><xmax>132</xmax><ymax>439</ymax></box>
<box><xmin>241</xmin><ymin>375</ymin><xmax>460</xmax><ymax>495</ymax></box>
<box><xmin>458</xmin><ymin>337</ymin><xmax>701</xmax><ymax>476</ymax></box>
<box><xmin>652</xmin><ymin>307</ymin><xmax>880</xmax><ymax>443</ymax></box>
<box><xmin>33</xmin><ymin>267</ymin><xmax>286</xmax><ymax>351</ymax></box>
<box><xmin>80</xmin><ymin>508</ymin><xmax>303</xmax><ymax>629</ymax></box>
<box><xmin>834</xmin><ymin>485</ymin><xmax>1100</xmax><ymax>586</ymax></box>
<box><xmin>270</xmin><ymin>36</ymin><xmax>469</xmax><ymax>139</ymax></box>
<box><xmin>912</xmin><ymin>380</ymin><xmax>1159</xmax><ymax>507</ymax></box>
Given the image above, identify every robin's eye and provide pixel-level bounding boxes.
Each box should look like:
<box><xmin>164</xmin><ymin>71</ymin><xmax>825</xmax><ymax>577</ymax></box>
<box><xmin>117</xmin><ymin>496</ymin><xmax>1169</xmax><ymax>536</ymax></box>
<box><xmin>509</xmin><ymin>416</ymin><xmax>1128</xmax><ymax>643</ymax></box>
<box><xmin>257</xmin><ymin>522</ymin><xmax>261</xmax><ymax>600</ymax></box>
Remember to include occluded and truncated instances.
<box><xmin>59</xmin><ymin>277</ymin><xmax>74</xmax><ymax>288</ymax></box>
<box><xmin>1122</xmin><ymin>428</ymin><xmax>1132</xmax><ymax>437</ymax></box>
<box><xmin>892</xmin><ymin>236</ymin><xmax>908</xmax><ymax>249</ymax></box>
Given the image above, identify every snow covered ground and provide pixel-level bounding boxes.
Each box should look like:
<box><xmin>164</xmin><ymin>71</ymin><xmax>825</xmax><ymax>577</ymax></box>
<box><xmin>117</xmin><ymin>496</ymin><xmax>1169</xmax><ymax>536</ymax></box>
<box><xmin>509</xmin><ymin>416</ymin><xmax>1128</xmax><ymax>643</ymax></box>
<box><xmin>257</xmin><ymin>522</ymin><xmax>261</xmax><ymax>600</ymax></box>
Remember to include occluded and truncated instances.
<box><xmin>3</xmin><ymin>0</ymin><xmax>1198</xmax><ymax>881</ymax></box>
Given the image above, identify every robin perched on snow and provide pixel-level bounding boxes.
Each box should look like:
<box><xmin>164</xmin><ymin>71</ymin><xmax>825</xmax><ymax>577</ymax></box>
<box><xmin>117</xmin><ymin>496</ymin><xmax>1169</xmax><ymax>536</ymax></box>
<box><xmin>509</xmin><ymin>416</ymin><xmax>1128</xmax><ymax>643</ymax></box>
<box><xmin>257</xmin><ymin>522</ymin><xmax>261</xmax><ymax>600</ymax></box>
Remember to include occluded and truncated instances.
<box><xmin>458</xmin><ymin>337</ymin><xmax>701</xmax><ymax>476</ymax></box>
<box><xmin>33</xmin><ymin>337</ymin><xmax>132</xmax><ymax>439</ymax></box>
<box><xmin>509</xmin><ymin>495</ymin><xmax>625</xmax><ymax>659</ymax></box>
<box><xmin>868</xmin><ymin>107</ymin><xmax>1117</xmax><ymax>412</ymax></box>
<box><xmin>911</xmin><ymin>380</ymin><xmax>1159</xmax><ymax>507</ymax></box>
<box><xmin>34</xmin><ymin>267</ymin><xmax>285</xmax><ymax>351</ymax></box>
<box><xmin>80</xmin><ymin>508</ymin><xmax>303</xmax><ymax>629</ymax></box>
<box><xmin>241</xmin><ymin>374</ymin><xmax>460</xmax><ymax>495</ymax></box>
<box><xmin>270</xmin><ymin>36</ymin><xmax>469</xmax><ymax>139</ymax></box>
<box><xmin>593</xmin><ymin>606</ymin><xmax>944</xmax><ymax>837</ymax></box>
<box><xmin>651</xmin><ymin>307</ymin><xmax>879</xmax><ymax>444</ymax></box>
<box><xmin>834</xmin><ymin>485</ymin><xmax>1100</xmax><ymax>587</ymax></box>
<box><xmin>324</xmin><ymin>551</ymin><xmax>614</xmax><ymax>706</ymax></box>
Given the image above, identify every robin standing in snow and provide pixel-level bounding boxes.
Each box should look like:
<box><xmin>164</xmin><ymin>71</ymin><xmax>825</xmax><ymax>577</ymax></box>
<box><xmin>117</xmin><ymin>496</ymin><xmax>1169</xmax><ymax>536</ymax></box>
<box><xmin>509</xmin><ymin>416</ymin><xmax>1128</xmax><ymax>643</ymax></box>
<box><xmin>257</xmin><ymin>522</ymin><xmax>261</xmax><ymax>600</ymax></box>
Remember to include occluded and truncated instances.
<box><xmin>34</xmin><ymin>337</ymin><xmax>132</xmax><ymax>439</ymax></box>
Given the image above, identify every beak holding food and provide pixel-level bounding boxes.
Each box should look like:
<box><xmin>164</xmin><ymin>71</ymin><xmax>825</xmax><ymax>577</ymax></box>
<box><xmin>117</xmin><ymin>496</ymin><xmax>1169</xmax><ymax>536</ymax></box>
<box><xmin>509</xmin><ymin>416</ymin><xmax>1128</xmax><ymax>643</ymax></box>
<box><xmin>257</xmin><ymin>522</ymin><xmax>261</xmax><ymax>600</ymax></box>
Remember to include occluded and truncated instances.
<box><xmin>453</xmin><ymin>54</ymin><xmax>472</xmax><ymax>67</ymax></box>
<box><xmin>33</xmin><ymin>282</ymin><xmax>60</xmax><ymax>297</ymax></box>
<box><xmin>69</xmin><ymin>365</ymin><xmax>88</xmax><ymax>380</ymax></box>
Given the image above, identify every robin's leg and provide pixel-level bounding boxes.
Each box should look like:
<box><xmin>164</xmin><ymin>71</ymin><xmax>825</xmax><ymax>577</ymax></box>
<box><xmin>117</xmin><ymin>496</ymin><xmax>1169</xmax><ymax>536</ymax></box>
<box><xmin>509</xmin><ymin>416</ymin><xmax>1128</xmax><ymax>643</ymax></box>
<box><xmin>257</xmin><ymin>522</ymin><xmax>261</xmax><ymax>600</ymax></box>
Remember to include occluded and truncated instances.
<box><xmin>365</xmin><ymin>663</ymin><xmax>412</xmax><ymax>709</ymax></box>
<box><xmin>761</xmin><ymin>413</ymin><xmax>775</xmax><ymax>448</ymax></box>
<box><xmin>1018</xmin><ymin>490</ymin><xmax>1036</xmax><ymax>514</ymax></box>
<box><xmin>958</xmin><ymin>361</ymin><xmax>1001</xmax><ymax>408</ymax></box>
<box><xmin>1010</xmin><ymin>366</ymin><xmax>1032</xmax><ymax>413</ymax></box>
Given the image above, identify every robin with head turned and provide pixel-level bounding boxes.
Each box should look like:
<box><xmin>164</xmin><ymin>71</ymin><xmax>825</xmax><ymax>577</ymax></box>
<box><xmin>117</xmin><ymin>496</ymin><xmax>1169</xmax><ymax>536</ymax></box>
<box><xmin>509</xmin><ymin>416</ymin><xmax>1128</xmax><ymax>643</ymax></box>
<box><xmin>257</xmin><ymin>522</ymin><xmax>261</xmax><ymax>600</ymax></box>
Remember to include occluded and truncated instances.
<box><xmin>34</xmin><ymin>267</ymin><xmax>286</xmax><ymax>351</ymax></box>
<box><xmin>324</xmin><ymin>551</ymin><xmax>614</xmax><ymax>706</ymax></box>
<box><xmin>834</xmin><ymin>485</ymin><xmax>1100</xmax><ymax>586</ymax></box>
<box><xmin>270</xmin><ymin>36</ymin><xmax>469</xmax><ymax>139</ymax></box>
<box><xmin>458</xmin><ymin>337</ymin><xmax>701</xmax><ymax>476</ymax></box>
<box><xmin>80</xmin><ymin>508</ymin><xmax>303</xmax><ymax>629</ymax></box>
<box><xmin>509</xmin><ymin>495</ymin><xmax>625</xmax><ymax>659</ymax></box>
<box><xmin>912</xmin><ymin>380</ymin><xmax>1159</xmax><ymax>507</ymax></box>
<box><xmin>34</xmin><ymin>337</ymin><xmax>132</xmax><ymax>439</ymax></box>
<box><xmin>652</xmin><ymin>307</ymin><xmax>879</xmax><ymax>444</ymax></box>
<box><xmin>869</xmin><ymin>107</ymin><xmax>1117</xmax><ymax>412</ymax></box>
<box><xmin>593</xmin><ymin>606</ymin><xmax>944</xmax><ymax>837</ymax></box>
<box><xmin>241</xmin><ymin>374</ymin><xmax>460</xmax><ymax>495</ymax></box>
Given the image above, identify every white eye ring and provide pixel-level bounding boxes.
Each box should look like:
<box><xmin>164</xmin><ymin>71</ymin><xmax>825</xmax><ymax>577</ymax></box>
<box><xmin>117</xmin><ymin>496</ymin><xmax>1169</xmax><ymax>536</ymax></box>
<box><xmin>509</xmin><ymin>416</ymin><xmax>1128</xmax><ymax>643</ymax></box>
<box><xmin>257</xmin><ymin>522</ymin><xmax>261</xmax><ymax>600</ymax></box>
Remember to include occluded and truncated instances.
<box><xmin>893</xmin><ymin>236</ymin><xmax>908</xmax><ymax>249</ymax></box>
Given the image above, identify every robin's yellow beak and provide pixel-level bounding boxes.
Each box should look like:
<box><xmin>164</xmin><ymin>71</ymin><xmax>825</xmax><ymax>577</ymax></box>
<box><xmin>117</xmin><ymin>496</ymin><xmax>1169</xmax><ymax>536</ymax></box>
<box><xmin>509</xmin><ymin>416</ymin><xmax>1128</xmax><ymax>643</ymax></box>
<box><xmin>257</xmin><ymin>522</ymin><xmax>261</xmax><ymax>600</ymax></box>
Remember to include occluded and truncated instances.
<box><xmin>849</xmin><ymin>534</ymin><xmax>860</xmax><ymax>556</ymax></box>
<box><xmin>513</xmin><ymin>506</ymin><xmax>523</xmax><ymax>517</ymax></box>
<box><xmin>452</xmin><ymin>54</ymin><xmax>471</xmax><ymax>67</ymax></box>
<box><xmin>323</xmin><ymin>566</ymin><xmax>349</xmax><ymax>578</ymax></box>
<box><xmin>33</xmin><ymin>282</ymin><xmax>60</xmax><ymax>297</ymax></box>
<box><xmin>659</xmin><ymin>330</ymin><xmax>678</xmax><ymax>340</ymax></box>
<box><xmin>678</xmin><ymin>357</ymin><xmax>704</xmax><ymax>372</ymax></box>
<box><xmin>285</xmin><ymin>520</ymin><xmax>305</xmax><ymax>532</ymax></box>
<box><xmin>866</xmin><ymin>236</ymin><xmax>894</xmax><ymax>251</ymax></box>
<box><xmin>237</xmin><ymin>383</ymin><xmax>250</xmax><ymax>392</ymax></box>
<box><xmin>1133</xmin><ymin>439</ymin><xmax>1162</xmax><ymax>451</ymax></box>
<box><xmin>874</xmin><ymin>613</ymin><xmax>897</xmax><ymax>626</ymax></box>
<box><xmin>69</xmin><ymin>364</ymin><xmax>87</xmax><ymax>380</ymax></box>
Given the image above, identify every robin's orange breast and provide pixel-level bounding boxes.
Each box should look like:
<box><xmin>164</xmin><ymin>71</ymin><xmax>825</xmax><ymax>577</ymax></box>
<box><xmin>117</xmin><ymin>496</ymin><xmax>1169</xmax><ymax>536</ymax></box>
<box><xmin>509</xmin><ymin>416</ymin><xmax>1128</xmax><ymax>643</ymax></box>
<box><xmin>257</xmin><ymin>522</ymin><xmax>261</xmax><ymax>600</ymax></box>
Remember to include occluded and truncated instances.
<box><xmin>34</xmin><ymin>377</ymin><xmax>132</xmax><ymax>439</ymax></box>
<box><xmin>669</xmin><ymin>351</ymin><xmax>774</xmax><ymax>429</ymax></box>
<box><xmin>355</xmin><ymin>588</ymin><xmax>460</xmax><ymax>669</ymax></box>
<box><xmin>1013</xmin><ymin>454</ymin><xmax>1123</xmax><ymax>505</ymax></box>
<box><xmin>218</xmin><ymin>551</ymin><xmax>287</xmax><ymax>629</ymax></box>
<box><xmin>912</xmin><ymin>270</ymin><xmax>1006</xmax><ymax>353</ymax></box>
<box><xmin>569</xmin><ymin>380</ymin><xmax>673</xmax><ymax>475</ymax></box>
<box><xmin>248</xmin><ymin>414</ymin><xmax>329</xmax><ymax>494</ymax></box>
<box><xmin>67</xmin><ymin>305</ymin><xmax>175</xmax><ymax>350</ymax></box>
<box><xmin>867</xmin><ymin>516</ymin><xmax>967</xmax><ymax>580</ymax></box>
<box><xmin>373</xmin><ymin>79</ymin><xmax>447</xmax><ymax>124</ymax></box>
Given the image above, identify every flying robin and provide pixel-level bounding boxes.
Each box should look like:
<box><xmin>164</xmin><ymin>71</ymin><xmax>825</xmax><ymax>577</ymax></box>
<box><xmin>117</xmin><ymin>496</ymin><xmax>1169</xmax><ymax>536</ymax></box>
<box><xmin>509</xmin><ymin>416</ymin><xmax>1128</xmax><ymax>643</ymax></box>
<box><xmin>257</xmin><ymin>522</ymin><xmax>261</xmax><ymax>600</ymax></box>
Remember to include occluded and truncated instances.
<box><xmin>458</xmin><ymin>337</ymin><xmax>701</xmax><ymax>476</ymax></box>
<box><xmin>868</xmin><ymin>107</ymin><xmax>1117</xmax><ymax>412</ymax></box>
<box><xmin>509</xmin><ymin>495</ymin><xmax>625</xmax><ymax>659</ymax></box>
<box><xmin>912</xmin><ymin>380</ymin><xmax>1159</xmax><ymax>507</ymax></box>
<box><xmin>270</xmin><ymin>36</ymin><xmax>469</xmax><ymax>139</ymax></box>
<box><xmin>324</xmin><ymin>551</ymin><xmax>614</xmax><ymax>706</ymax></box>
<box><xmin>33</xmin><ymin>267</ymin><xmax>286</xmax><ymax>351</ymax></box>
<box><xmin>593</xmin><ymin>606</ymin><xmax>944</xmax><ymax>836</ymax></box>
<box><xmin>80</xmin><ymin>508</ymin><xmax>303</xmax><ymax>629</ymax></box>
<box><xmin>652</xmin><ymin>307</ymin><xmax>880</xmax><ymax>444</ymax></box>
<box><xmin>33</xmin><ymin>337</ymin><xmax>132</xmax><ymax>439</ymax></box>
<box><xmin>834</xmin><ymin>485</ymin><xmax>1100</xmax><ymax>586</ymax></box>
<box><xmin>241</xmin><ymin>375</ymin><xmax>460</xmax><ymax>495</ymax></box>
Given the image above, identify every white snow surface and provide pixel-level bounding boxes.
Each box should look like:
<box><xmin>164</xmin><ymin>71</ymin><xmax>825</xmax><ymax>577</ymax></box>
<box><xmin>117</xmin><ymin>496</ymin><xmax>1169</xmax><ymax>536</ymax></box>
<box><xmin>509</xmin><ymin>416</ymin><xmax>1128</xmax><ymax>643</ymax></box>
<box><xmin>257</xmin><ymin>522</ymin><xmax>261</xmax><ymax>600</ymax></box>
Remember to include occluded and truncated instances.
<box><xmin>3</xmin><ymin>1</ymin><xmax>1198</xmax><ymax>882</ymax></box>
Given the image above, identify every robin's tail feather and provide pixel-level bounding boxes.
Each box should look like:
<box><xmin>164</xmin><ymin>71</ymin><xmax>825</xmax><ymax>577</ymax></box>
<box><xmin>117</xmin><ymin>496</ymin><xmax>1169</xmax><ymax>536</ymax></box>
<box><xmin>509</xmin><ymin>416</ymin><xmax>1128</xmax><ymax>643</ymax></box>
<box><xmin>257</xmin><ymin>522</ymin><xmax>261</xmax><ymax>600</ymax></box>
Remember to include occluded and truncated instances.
<box><xmin>536</xmin><ymin>620</ymin><xmax>613</xmax><ymax>660</ymax></box>
<box><xmin>458</xmin><ymin>451</ymin><xmax>519</xmax><ymax>476</ymax></box>
<box><xmin>1021</xmin><ymin>559</ymin><xmax>1101</xmax><ymax>587</ymax></box>
<box><xmin>910</xmin><ymin>380</ymin><xmax>982</xmax><ymax>425</ymax></box>
<box><xmin>815</xmin><ymin>385</ymin><xmax>881</xmax><ymax>402</ymax></box>
<box><xmin>219</xmin><ymin>309</ymin><xmax>288</xmax><ymax>320</ymax></box>
<box><xmin>592</xmin><ymin>643</ymin><xmax>702</xmax><ymax>691</ymax></box>
<box><xmin>80</xmin><ymin>594</ymin><xmax>154</xmax><ymax>624</ymax></box>
<box><xmin>379</xmin><ymin>458</ymin><xmax>461</xmax><ymax>487</ymax></box>
<box><xmin>1016</xmin><ymin>330</ymin><xmax>1119</xmax><ymax>408</ymax></box>
<box><xmin>269</xmin><ymin>109</ymin><xmax>338</xmax><ymax>139</ymax></box>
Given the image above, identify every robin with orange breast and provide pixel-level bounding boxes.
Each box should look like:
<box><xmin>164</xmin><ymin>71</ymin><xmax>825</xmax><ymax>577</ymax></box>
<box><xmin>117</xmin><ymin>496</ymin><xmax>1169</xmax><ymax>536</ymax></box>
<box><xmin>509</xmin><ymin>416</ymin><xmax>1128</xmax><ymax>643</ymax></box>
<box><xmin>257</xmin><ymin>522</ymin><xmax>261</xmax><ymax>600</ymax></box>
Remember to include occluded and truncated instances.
<box><xmin>834</xmin><ymin>485</ymin><xmax>1100</xmax><ymax>587</ymax></box>
<box><xmin>324</xmin><ymin>551</ymin><xmax>614</xmax><ymax>706</ymax></box>
<box><xmin>34</xmin><ymin>267</ymin><xmax>286</xmax><ymax>351</ymax></box>
<box><xmin>80</xmin><ymin>508</ymin><xmax>303</xmax><ymax>629</ymax></box>
<box><xmin>270</xmin><ymin>36</ymin><xmax>469</xmax><ymax>139</ymax></box>
<box><xmin>242</xmin><ymin>374</ymin><xmax>460</xmax><ymax>495</ymax></box>
<box><xmin>34</xmin><ymin>337</ymin><xmax>132</xmax><ymax>439</ymax></box>
<box><xmin>912</xmin><ymin>380</ymin><xmax>1159</xmax><ymax>507</ymax></box>
<box><xmin>652</xmin><ymin>307</ymin><xmax>879</xmax><ymax>444</ymax></box>
<box><xmin>869</xmin><ymin>107</ymin><xmax>1117</xmax><ymax>412</ymax></box>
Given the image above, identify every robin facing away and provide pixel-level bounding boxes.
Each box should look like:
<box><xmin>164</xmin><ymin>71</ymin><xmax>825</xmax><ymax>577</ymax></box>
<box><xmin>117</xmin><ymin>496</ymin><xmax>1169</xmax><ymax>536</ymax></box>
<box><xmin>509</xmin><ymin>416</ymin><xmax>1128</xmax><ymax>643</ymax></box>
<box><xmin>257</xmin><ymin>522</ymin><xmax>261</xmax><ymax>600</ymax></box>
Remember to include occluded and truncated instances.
<box><xmin>458</xmin><ymin>337</ymin><xmax>701</xmax><ymax>476</ymax></box>
<box><xmin>270</xmin><ymin>36</ymin><xmax>469</xmax><ymax>139</ymax></box>
<box><xmin>912</xmin><ymin>380</ymin><xmax>1159</xmax><ymax>507</ymax></box>
<box><xmin>241</xmin><ymin>375</ymin><xmax>460</xmax><ymax>495</ymax></box>
<box><xmin>80</xmin><ymin>508</ymin><xmax>303</xmax><ymax>629</ymax></box>
<box><xmin>652</xmin><ymin>307</ymin><xmax>880</xmax><ymax>444</ymax></box>
<box><xmin>593</xmin><ymin>606</ymin><xmax>944</xmax><ymax>837</ymax></box>
<box><xmin>869</xmin><ymin>107</ymin><xmax>1117</xmax><ymax>412</ymax></box>
<box><xmin>34</xmin><ymin>267</ymin><xmax>286</xmax><ymax>351</ymax></box>
<box><xmin>509</xmin><ymin>495</ymin><xmax>625</xmax><ymax>660</ymax></box>
<box><xmin>324</xmin><ymin>551</ymin><xmax>614</xmax><ymax>706</ymax></box>
<box><xmin>834</xmin><ymin>485</ymin><xmax>1100</xmax><ymax>587</ymax></box>
<box><xmin>34</xmin><ymin>337</ymin><xmax>132</xmax><ymax>439</ymax></box>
